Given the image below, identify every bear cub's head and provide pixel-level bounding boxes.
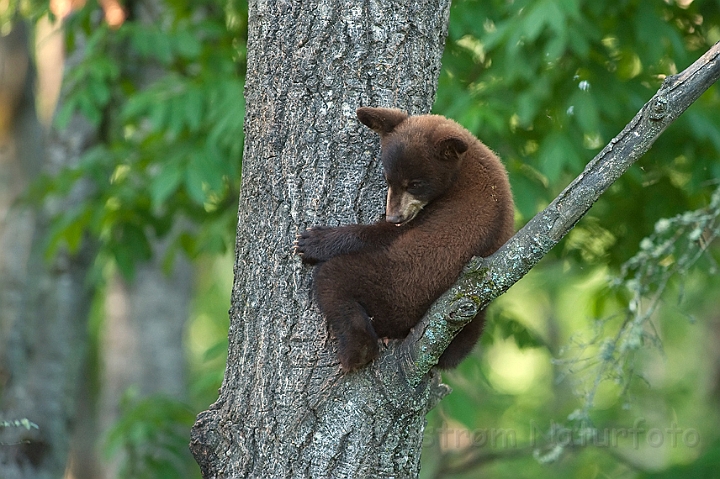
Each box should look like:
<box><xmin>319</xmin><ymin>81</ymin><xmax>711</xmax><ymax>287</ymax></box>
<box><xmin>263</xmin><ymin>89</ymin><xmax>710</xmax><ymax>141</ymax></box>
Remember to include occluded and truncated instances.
<box><xmin>357</xmin><ymin>107</ymin><xmax>469</xmax><ymax>225</ymax></box>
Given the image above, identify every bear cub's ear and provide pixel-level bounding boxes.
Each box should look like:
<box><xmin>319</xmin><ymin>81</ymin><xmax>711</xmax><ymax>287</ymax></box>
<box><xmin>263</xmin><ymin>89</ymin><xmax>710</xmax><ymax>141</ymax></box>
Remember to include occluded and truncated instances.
<box><xmin>357</xmin><ymin>107</ymin><xmax>409</xmax><ymax>135</ymax></box>
<box><xmin>436</xmin><ymin>136</ymin><xmax>468</xmax><ymax>162</ymax></box>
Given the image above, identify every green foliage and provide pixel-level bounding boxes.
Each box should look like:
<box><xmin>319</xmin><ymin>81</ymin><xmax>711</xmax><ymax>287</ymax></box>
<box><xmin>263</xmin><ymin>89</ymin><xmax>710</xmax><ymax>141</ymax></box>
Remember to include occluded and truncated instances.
<box><xmin>536</xmin><ymin>186</ymin><xmax>720</xmax><ymax>461</ymax></box>
<box><xmin>27</xmin><ymin>0</ymin><xmax>720</xmax><ymax>477</ymax></box>
<box><xmin>104</xmin><ymin>391</ymin><xmax>200</xmax><ymax>479</ymax></box>
<box><xmin>482</xmin><ymin>311</ymin><xmax>545</xmax><ymax>350</ymax></box>
<box><xmin>0</xmin><ymin>418</ymin><xmax>39</xmax><ymax>430</ymax></box>
<box><xmin>22</xmin><ymin>1</ymin><xmax>246</xmax><ymax>475</ymax></box>
<box><xmin>425</xmin><ymin>1</ymin><xmax>720</xmax><ymax>477</ymax></box>
<box><xmin>436</xmin><ymin>0</ymin><xmax>720</xmax><ymax>267</ymax></box>
<box><xmin>40</xmin><ymin>0</ymin><xmax>247</xmax><ymax>280</ymax></box>
<box><xmin>186</xmin><ymin>255</ymin><xmax>232</xmax><ymax>407</ymax></box>
<box><xmin>0</xmin><ymin>0</ymin><xmax>51</xmax><ymax>27</ymax></box>
<box><xmin>639</xmin><ymin>438</ymin><xmax>720</xmax><ymax>478</ymax></box>
<box><xmin>93</xmin><ymin>255</ymin><xmax>232</xmax><ymax>478</ymax></box>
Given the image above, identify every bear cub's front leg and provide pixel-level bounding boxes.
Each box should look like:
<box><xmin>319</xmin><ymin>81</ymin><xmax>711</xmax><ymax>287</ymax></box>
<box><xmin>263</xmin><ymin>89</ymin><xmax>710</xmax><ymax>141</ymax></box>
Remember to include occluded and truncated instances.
<box><xmin>295</xmin><ymin>223</ymin><xmax>398</xmax><ymax>264</ymax></box>
<box><xmin>294</xmin><ymin>226</ymin><xmax>340</xmax><ymax>264</ymax></box>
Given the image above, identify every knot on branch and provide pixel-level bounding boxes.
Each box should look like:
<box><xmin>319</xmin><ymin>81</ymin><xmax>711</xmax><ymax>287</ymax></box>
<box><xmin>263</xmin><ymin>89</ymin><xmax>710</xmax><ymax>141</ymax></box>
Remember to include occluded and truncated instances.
<box><xmin>462</xmin><ymin>255</ymin><xmax>485</xmax><ymax>274</ymax></box>
<box><xmin>648</xmin><ymin>96</ymin><xmax>668</xmax><ymax>121</ymax></box>
<box><xmin>447</xmin><ymin>297</ymin><xmax>479</xmax><ymax>325</ymax></box>
<box><xmin>661</xmin><ymin>73</ymin><xmax>679</xmax><ymax>89</ymax></box>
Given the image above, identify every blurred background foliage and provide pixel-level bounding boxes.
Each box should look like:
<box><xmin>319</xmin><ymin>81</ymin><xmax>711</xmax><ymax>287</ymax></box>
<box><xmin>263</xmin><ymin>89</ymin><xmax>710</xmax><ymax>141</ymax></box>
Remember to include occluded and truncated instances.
<box><xmin>32</xmin><ymin>0</ymin><xmax>248</xmax><ymax>280</ymax></box>
<box><xmin>425</xmin><ymin>0</ymin><xmax>720</xmax><ymax>478</ymax></box>
<box><xmin>2</xmin><ymin>0</ymin><xmax>720</xmax><ymax>477</ymax></box>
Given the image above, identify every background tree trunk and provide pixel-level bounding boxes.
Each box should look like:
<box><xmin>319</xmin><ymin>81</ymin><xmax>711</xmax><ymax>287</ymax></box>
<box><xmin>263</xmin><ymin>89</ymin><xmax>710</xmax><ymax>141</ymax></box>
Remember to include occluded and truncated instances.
<box><xmin>191</xmin><ymin>0</ymin><xmax>451</xmax><ymax>476</ymax></box>
<box><xmin>0</xmin><ymin>21</ymin><xmax>97</xmax><ymax>479</ymax></box>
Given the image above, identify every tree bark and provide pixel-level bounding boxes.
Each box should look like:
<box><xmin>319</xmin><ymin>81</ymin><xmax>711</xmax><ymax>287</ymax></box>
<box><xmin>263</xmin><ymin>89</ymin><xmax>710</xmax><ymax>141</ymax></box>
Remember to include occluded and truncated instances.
<box><xmin>191</xmin><ymin>0</ymin><xmax>451</xmax><ymax>477</ymax></box>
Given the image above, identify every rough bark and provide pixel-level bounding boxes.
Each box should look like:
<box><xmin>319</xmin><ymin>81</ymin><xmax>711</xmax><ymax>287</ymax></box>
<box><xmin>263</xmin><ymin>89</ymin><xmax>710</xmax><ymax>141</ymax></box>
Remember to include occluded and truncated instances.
<box><xmin>191</xmin><ymin>0</ymin><xmax>451</xmax><ymax>477</ymax></box>
<box><xmin>0</xmin><ymin>21</ymin><xmax>97</xmax><ymax>479</ymax></box>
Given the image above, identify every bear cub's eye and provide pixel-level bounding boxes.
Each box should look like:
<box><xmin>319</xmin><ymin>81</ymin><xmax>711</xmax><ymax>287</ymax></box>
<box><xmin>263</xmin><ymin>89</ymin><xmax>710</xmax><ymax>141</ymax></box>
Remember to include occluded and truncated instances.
<box><xmin>407</xmin><ymin>180</ymin><xmax>424</xmax><ymax>192</ymax></box>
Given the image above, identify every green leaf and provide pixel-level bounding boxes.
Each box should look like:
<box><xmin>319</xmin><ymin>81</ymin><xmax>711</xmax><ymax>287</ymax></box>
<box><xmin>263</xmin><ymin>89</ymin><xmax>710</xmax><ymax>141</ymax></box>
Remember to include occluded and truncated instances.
<box><xmin>571</xmin><ymin>89</ymin><xmax>600</xmax><ymax>134</ymax></box>
<box><xmin>166</xmin><ymin>97</ymin><xmax>186</xmax><ymax>138</ymax></box>
<box><xmin>153</xmin><ymin>30</ymin><xmax>174</xmax><ymax>64</ymax></box>
<box><xmin>175</xmin><ymin>28</ymin><xmax>202</xmax><ymax>59</ymax></box>
<box><xmin>54</xmin><ymin>97</ymin><xmax>77</xmax><ymax>130</ymax></box>
<box><xmin>87</xmin><ymin>79</ymin><xmax>111</xmax><ymax>107</ymax></box>
<box><xmin>130</xmin><ymin>26</ymin><xmax>153</xmax><ymax>58</ymax></box>
<box><xmin>203</xmin><ymin>339</ymin><xmax>229</xmax><ymax>362</ymax></box>
<box><xmin>64</xmin><ymin>208</ymin><xmax>92</xmax><ymax>253</ymax></box>
<box><xmin>509</xmin><ymin>173</ymin><xmax>542</xmax><ymax>220</ymax></box>
<box><xmin>568</xmin><ymin>25</ymin><xmax>592</xmax><ymax>59</ymax></box>
<box><xmin>151</xmin><ymin>163</ymin><xmax>184</xmax><ymax>208</ymax></box>
<box><xmin>521</xmin><ymin>1</ymin><xmax>550</xmax><ymax>43</ymax></box>
<box><xmin>122</xmin><ymin>90</ymin><xmax>157</xmax><ymax>123</ymax></box>
<box><xmin>539</xmin><ymin>132</ymin><xmax>575</xmax><ymax>183</ymax></box>
<box><xmin>113</xmin><ymin>243</ymin><xmax>136</xmax><ymax>281</ymax></box>
<box><xmin>76</xmin><ymin>92</ymin><xmax>102</xmax><ymax>126</ymax></box>
<box><xmin>184</xmin><ymin>87</ymin><xmax>204</xmax><ymax>132</ymax></box>
<box><xmin>544</xmin><ymin>32</ymin><xmax>567</xmax><ymax>61</ymax></box>
<box><xmin>516</xmin><ymin>90</ymin><xmax>541</xmax><ymax>128</ymax></box>
<box><xmin>113</xmin><ymin>223</ymin><xmax>152</xmax><ymax>280</ymax></box>
<box><xmin>185</xmin><ymin>156</ymin><xmax>207</xmax><ymax>205</ymax></box>
<box><xmin>203</xmin><ymin>144</ymin><xmax>226</xmax><ymax>192</ymax></box>
<box><xmin>149</xmin><ymin>99</ymin><xmax>170</xmax><ymax>132</ymax></box>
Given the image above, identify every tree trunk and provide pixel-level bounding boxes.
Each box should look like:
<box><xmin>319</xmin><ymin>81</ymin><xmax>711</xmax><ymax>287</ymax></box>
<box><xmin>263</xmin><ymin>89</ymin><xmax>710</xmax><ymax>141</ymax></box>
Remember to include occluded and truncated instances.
<box><xmin>83</xmin><ymin>244</ymin><xmax>193</xmax><ymax>479</ymax></box>
<box><xmin>191</xmin><ymin>1</ymin><xmax>451</xmax><ymax>477</ymax></box>
<box><xmin>0</xmin><ymin>21</ymin><xmax>97</xmax><ymax>479</ymax></box>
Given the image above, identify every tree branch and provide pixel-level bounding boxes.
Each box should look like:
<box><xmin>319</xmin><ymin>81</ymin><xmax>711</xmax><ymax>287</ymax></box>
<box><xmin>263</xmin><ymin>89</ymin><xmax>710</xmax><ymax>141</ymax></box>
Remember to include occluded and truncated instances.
<box><xmin>400</xmin><ymin>41</ymin><xmax>720</xmax><ymax>387</ymax></box>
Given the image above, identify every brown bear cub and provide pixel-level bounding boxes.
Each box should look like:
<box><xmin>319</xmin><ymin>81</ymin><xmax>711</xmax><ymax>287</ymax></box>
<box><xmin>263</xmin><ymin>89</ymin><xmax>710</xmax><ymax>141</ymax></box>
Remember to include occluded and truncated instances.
<box><xmin>296</xmin><ymin>107</ymin><xmax>514</xmax><ymax>372</ymax></box>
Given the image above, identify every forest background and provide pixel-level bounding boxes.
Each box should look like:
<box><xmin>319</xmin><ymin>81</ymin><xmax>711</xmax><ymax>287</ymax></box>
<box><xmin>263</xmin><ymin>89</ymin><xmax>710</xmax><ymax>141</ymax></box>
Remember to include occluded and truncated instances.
<box><xmin>1</xmin><ymin>0</ymin><xmax>720</xmax><ymax>478</ymax></box>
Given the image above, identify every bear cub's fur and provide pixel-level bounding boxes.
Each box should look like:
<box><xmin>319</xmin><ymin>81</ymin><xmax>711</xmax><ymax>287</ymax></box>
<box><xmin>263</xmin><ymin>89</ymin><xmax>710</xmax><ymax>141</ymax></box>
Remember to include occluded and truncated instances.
<box><xmin>296</xmin><ymin>107</ymin><xmax>514</xmax><ymax>372</ymax></box>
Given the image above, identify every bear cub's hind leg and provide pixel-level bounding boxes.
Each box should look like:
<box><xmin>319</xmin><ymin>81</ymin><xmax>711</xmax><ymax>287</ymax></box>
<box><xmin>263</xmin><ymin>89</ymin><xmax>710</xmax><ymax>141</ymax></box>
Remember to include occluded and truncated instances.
<box><xmin>332</xmin><ymin>302</ymin><xmax>379</xmax><ymax>372</ymax></box>
<box><xmin>316</xmin><ymin>283</ymin><xmax>380</xmax><ymax>371</ymax></box>
<box><xmin>436</xmin><ymin>311</ymin><xmax>486</xmax><ymax>368</ymax></box>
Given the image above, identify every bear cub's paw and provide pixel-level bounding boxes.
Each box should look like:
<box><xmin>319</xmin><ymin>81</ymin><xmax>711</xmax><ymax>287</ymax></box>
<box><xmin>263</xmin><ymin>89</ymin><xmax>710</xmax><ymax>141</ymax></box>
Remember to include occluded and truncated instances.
<box><xmin>294</xmin><ymin>226</ymin><xmax>334</xmax><ymax>264</ymax></box>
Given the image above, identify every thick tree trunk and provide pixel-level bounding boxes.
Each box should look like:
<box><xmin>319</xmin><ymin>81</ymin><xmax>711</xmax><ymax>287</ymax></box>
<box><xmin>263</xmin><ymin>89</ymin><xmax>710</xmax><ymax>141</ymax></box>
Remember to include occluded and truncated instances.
<box><xmin>191</xmin><ymin>1</ymin><xmax>451</xmax><ymax>477</ymax></box>
<box><xmin>0</xmin><ymin>22</ymin><xmax>97</xmax><ymax>479</ymax></box>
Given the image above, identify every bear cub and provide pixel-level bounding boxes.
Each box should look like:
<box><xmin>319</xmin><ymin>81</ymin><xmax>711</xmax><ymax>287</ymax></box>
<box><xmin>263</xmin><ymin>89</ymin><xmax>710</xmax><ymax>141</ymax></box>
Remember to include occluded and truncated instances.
<box><xmin>296</xmin><ymin>107</ymin><xmax>514</xmax><ymax>372</ymax></box>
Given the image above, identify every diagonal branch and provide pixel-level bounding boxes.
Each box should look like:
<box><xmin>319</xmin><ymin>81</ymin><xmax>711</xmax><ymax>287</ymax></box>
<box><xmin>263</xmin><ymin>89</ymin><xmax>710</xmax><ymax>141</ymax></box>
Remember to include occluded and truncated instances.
<box><xmin>399</xmin><ymin>41</ymin><xmax>720</xmax><ymax>387</ymax></box>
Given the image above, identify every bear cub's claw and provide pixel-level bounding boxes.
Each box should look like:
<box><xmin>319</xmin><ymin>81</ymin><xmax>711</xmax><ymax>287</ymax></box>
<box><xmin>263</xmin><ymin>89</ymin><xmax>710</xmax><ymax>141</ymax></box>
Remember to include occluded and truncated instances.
<box><xmin>292</xmin><ymin>234</ymin><xmax>302</xmax><ymax>257</ymax></box>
